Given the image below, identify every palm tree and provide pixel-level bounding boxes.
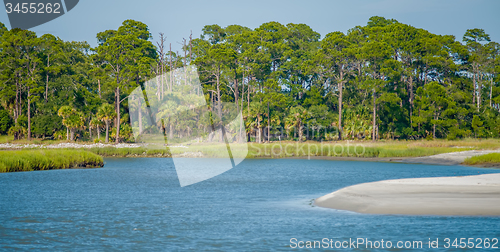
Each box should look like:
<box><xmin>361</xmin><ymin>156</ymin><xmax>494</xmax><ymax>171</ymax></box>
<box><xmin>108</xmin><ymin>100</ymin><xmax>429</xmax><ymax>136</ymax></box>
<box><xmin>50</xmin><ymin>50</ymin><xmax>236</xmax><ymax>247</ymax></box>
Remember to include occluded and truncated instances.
<box><xmin>66</xmin><ymin>112</ymin><xmax>85</xmax><ymax>141</ymax></box>
<box><xmin>285</xmin><ymin>106</ymin><xmax>311</xmax><ymax>142</ymax></box>
<box><xmin>90</xmin><ymin>117</ymin><xmax>104</xmax><ymax>140</ymax></box>
<box><xmin>97</xmin><ymin>103</ymin><xmax>116</xmax><ymax>143</ymax></box>
<box><xmin>156</xmin><ymin>96</ymin><xmax>181</xmax><ymax>140</ymax></box>
<box><xmin>249</xmin><ymin>102</ymin><xmax>266</xmax><ymax>143</ymax></box>
<box><xmin>267</xmin><ymin>114</ymin><xmax>281</xmax><ymax>142</ymax></box>
<box><xmin>58</xmin><ymin>106</ymin><xmax>84</xmax><ymax>141</ymax></box>
<box><xmin>57</xmin><ymin>106</ymin><xmax>73</xmax><ymax>140</ymax></box>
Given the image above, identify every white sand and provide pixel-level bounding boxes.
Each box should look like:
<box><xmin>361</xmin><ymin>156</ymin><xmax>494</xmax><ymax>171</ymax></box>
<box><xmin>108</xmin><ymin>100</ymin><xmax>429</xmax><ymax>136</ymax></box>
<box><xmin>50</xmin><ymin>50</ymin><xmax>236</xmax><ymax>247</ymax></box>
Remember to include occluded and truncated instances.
<box><xmin>399</xmin><ymin>149</ymin><xmax>500</xmax><ymax>165</ymax></box>
<box><xmin>315</xmin><ymin>173</ymin><xmax>500</xmax><ymax>216</ymax></box>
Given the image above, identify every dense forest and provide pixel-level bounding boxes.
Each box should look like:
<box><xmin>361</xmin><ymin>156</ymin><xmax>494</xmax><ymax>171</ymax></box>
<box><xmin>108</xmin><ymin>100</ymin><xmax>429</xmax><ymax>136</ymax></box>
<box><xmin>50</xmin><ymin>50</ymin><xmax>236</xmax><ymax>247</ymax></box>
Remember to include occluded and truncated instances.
<box><xmin>0</xmin><ymin>16</ymin><xmax>499</xmax><ymax>143</ymax></box>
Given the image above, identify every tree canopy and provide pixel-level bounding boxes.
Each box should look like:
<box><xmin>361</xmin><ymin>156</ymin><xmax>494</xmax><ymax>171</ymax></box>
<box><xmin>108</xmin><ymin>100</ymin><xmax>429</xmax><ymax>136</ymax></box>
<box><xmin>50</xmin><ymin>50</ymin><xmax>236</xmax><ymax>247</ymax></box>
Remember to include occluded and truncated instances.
<box><xmin>0</xmin><ymin>16</ymin><xmax>499</xmax><ymax>142</ymax></box>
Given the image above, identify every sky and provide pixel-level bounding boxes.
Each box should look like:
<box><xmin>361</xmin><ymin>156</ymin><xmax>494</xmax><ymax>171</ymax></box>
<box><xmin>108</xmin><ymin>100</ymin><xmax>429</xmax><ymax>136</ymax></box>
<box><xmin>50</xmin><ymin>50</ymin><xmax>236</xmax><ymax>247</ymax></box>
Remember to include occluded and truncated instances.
<box><xmin>1</xmin><ymin>0</ymin><xmax>499</xmax><ymax>51</ymax></box>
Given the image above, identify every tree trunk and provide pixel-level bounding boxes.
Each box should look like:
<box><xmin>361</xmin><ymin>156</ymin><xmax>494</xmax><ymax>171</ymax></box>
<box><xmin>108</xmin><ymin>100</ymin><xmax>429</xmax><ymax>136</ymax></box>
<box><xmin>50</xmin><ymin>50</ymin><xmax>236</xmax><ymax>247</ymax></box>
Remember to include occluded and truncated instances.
<box><xmin>169</xmin><ymin>43</ymin><xmax>173</xmax><ymax>92</ymax></box>
<box><xmin>115</xmin><ymin>87</ymin><xmax>120</xmax><ymax>143</ymax></box>
<box><xmin>372</xmin><ymin>89</ymin><xmax>377</xmax><ymax>142</ymax></box>
<box><xmin>45</xmin><ymin>54</ymin><xmax>50</xmax><ymax>102</ymax></box>
<box><xmin>169</xmin><ymin>123</ymin><xmax>174</xmax><ymax>140</ymax></box>
<box><xmin>409</xmin><ymin>75</ymin><xmax>414</xmax><ymax>125</ymax></box>
<box><xmin>138</xmin><ymin>98</ymin><xmax>143</xmax><ymax>134</ymax></box>
<box><xmin>66</xmin><ymin>127</ymin><xmax>69</xmax><ymax>140</ymax></box>
<box><xmin>27</xmin><ymin>87</ymin><xmax>31</xmax><ymax>141</ymax></box>
<box><xmin>97</xmin><ymin>125</ymin><xmax>101</xmax><ymax>140</ymax></box>
<box><xmin>478</xmin><ymin>72</ymin><xmax>483</xmax><ymax>109</ymax></box>
<box><xmin>267</xmin><ymin>102</ymin><xmax>270</xmax><ymax>143</ymax></box>
<box><xmin>257</xmin><ymin>115</ymin><xmax>261</xmax><ymax>143</ymax></box>
<box><xmin>241</xmin><ymin>73</ymin><xmax>246</xmax><ymax>112</ymax></box>
<box><xmin>298</xmin><ymin>120</ymin><xmax>303</xmax><ymax>142</ymax></box>
<box><xmin>247</xmin><ymin>81</ymin><xmax>250</xmax><ymax>116</ymax></box>
<box><xmin>14</xmin><ymin>79</ymin><xmax>19</xmax><ymax>125</ymax></box>
<box><xmin>338</xmin><ymin>80</ymin><xmax>343</xmax><ymax>140</ymax></box>
<box><xmin>105</xmin><ymin>121</ymin><xmax>109</xmax><ymax>143</ymax></box>
<box><xmin>17</xmin><ymin>77</ymin><xmax>22</xmax><ymax>125</ymax></box>
<box><xmin>490</xmin><ymin>77</ymin><xmax>493</xmax><ymax>107</ymax></box>
<box><xmin>433</xmin><ymin>113</ymin><xmax>438</xmax><ymax>139</ymax></box>
<box><xmin>473</xmin><ymin>70</ymin><xmax>476</xmax><ymax>107</ymax></box>
<box><xmin>234</xmin><ymin>62</ymin><xmax>239</xmax><ymax>110</ymax></box>
<box><xmin>238</xmin><ymin>73</ymin><xmax>245</xmax><ymax>143</ymax></box>
<box><xmin>216</xmin><ymin>72</ymin><xmax>223</xmax><ymax>143</ymax></box>
<box><xmin>156</xmin><ymin>75</ymin><xmax>160</xmax><ymax>100</ymax></box>
<box><xmin>70</xmin><ymin>128</ymin><xmax>75</xmax><ymax>141</ymax></box>
<box><xmin>184</xmin><ymin>39</ymin><xmax>187</xmax><ymax>87</ymax></box>
<box><xmin>189</xmin><ymin>33</ymin><xmax>193</xmax><ymax>91</ymax></box>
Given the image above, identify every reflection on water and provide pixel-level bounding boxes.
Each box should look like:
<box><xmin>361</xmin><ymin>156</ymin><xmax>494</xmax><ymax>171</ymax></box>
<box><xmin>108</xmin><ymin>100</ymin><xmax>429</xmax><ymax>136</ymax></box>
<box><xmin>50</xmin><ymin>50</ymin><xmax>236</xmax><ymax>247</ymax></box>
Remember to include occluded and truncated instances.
<box><xmin>1</xmin><ymin>158</ymin><xmax>499</xmax><ymax>250</ymax></box>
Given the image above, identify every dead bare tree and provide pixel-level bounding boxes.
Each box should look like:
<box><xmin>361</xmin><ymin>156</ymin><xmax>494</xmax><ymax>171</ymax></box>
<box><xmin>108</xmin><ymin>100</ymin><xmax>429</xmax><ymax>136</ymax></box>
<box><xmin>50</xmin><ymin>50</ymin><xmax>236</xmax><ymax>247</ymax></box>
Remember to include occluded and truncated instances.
<box><xmin>156</xmin><ymin>33</ymin><xmax>166</xmax><ymax>99</ymax></box>
<box><xmin>169</xmin><ymin>43</ymin><xmax>173</xmax><ymax>92</ymax></box>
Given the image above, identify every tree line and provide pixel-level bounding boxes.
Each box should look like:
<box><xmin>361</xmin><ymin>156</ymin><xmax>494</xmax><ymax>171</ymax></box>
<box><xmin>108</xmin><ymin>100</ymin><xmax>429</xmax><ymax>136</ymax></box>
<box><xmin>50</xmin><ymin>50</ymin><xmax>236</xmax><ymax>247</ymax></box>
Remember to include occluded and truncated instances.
<box><xmin>0</xmin><ymin>16</ymin><xmax>499</xmax><ymax>143</ymax></box>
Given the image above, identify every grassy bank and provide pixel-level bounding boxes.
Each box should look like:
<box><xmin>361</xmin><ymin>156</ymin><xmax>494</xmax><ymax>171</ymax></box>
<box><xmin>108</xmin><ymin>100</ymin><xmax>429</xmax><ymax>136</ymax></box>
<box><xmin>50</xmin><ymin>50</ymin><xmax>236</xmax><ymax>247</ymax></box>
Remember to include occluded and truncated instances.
<box><xmin>148</xmin><ymin>141</ymin><xmax>475</xmax><ymax>159</ymax></box>
<box><xmin>245</xmin><ymin>142</ymin><xmax>470</xmax><ymax>158</ymax></box>
<box><xmin>1</xmin><ymin>138</ymin><xmax>499</xmax><ymax>160</ymax></box>
<box><xmin>463</xmin><ymin>153</ymin><xmax>500</xmax><ymax>166</ymax></box>
<box><xmin>0</xmin><ymin>150</ymin><xmax>103</xmax><ymax>172</ymax></box>
<box><xmin>87</xmin><ymin>147</ymin><xmax>171</xmax><ymax>157</ymax></box>
<box><xmin>76</xmin><ymin>139</ymin><xmax>499</xmax><ymax>159</ymax></box>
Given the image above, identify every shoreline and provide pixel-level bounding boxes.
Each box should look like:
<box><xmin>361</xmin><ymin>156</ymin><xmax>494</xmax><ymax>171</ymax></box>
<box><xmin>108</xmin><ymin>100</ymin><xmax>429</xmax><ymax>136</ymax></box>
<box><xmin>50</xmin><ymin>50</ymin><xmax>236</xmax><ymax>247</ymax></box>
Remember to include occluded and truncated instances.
<box><xmin>276</xmin><ymin>149</ymin><xmax>500</xmax><ymax>168</ymax></box>
<box><xmin>0</xmin><ymin>149</ymin><xmax>103</xmax><ymax>173</ymax></box>
<box><xmin>314</xmin><ymin>173</ymin><xmax>500</xmax><ymax>216</ymax></box>
<box><xmin>313</xmin><ymin>151</ymin><xmax>500</xmax><ymax>216</ymax></box>
<box><xmin>0</xmin><ymin>143</ymin><xmax>500</xmax><ymax>173</ymax></box>
<box><xmin>1</xmin><ymin>142</ymin><xmax>499</xmax><ymax>166</ymax></box>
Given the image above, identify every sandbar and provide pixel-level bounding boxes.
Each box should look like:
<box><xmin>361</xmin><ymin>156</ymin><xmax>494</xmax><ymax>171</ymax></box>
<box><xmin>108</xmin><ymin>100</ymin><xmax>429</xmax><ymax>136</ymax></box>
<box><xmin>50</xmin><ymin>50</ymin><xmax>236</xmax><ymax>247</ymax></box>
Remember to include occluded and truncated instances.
<box><xmin>315</xmin><ymin>173</ymin><xmax>500</xmax><ymax>216</ymax></box>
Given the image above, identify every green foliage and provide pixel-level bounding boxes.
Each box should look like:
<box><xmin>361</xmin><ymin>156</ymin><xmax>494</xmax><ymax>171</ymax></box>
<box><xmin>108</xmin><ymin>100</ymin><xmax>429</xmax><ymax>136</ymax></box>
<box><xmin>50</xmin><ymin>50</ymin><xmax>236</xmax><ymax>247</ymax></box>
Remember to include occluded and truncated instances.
<box><xmin>97</xmin><ymin>103</ymin><xmax>116</xmax><ymax>143</ymax></box>
<box><xmin>463</xmin><ymin>153</ymin><xmax>500</xmax><ymax>165</ymax></box>
<box><xmin>0</xmin><ymin>109</ymin><xmax>12</xmax><ymax>134</ymax></box>
<box><xmin>57</xmin><ymin>106</ymin><xmax>85</xmax><ymax>140</ymax></box>
<box><xmin>0</xmin><ymin>135</ymin><xmax>12</xmax><ymax>143</ymax></box>
<box><xmin>110</xmin><ymin>123</ymin><xmax>133</xmax><ymax>142</ymax></box>
<box><xmin>87</xmin><ymin>147</ymin><xmax>171</xmax><ymax>157</ymax></box>
<box><xmin>0</xmin><ymin>149</ymin><xmax>103</xmax><ymax>172</ymax></box>
<box><xmin>7</xmin><ymin>124</ymin><xmax>26</xmax><ymax>138</ymax></box>
<box><xmin>244</xmin><ymin>142</ymin><xmax>469</xmax><ymax>159</ymax></box>
<box><xmin>0</xmin><ymin>16</ymin><xmax>499</xmax><ymax>144</ymax></box>
<box><xmin>94</xmin><ymin>19</ymin><xmax>156</xmax><ymax>143</ymax></box>
<box><xmin>472</xmin><ymin>115</ymin><xmax>484</xmax><ymax>138</ymax></box>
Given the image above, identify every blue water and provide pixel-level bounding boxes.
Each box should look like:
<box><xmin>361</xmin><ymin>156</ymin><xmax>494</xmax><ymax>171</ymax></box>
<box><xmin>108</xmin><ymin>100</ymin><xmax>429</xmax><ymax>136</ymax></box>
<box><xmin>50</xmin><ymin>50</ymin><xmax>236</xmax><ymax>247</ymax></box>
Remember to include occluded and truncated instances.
<box><xmin>1</xmin><ymin>158</ymin><xmax>500</xmax><ymax>251</ymax></box>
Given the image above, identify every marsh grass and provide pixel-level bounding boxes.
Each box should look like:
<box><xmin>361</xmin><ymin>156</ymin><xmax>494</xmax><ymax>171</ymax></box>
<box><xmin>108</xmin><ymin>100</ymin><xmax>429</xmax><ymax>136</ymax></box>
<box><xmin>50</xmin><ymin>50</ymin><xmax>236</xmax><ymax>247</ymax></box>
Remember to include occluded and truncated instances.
<box><xmin>0</xmin><ymin>149</ymin><xmax>103</xmax><ymax>172</ymax></box>
<box><xmin>463</xmin><ymin>153</ymin><xmax>500</xmax><ymax>165</ymax></box>
<box><xmin>1</xmin><ymin>135</ymin><xmax>497</xmax><ymax>160</ymax></box>
<box><xmin>0</xmin><ymin>135</ymin><xmax>81</xmax><ymax>145</ymax></box>
<box><xmin>404</xmin><ymin>139</ymin><xmax>500</xmax><ymax>149</ymax></box>
<box><xmin>0</xmin><ymin>135</ymin><xmax>13</xmax><ymax>143</ymax></box>
<box><xmin>245</xmin><ymin>142</ymin><xmax>469</xmax><ymax>158</ymax></box>
<box><xmin>154</xmin><ymin>141</ymin><xmax>471</xmax><ymax>159</ymax></box>
<box><xmin>87</xmin><ymin>147</ymin><xmax>171</xmax><ymax>157</ymax></box>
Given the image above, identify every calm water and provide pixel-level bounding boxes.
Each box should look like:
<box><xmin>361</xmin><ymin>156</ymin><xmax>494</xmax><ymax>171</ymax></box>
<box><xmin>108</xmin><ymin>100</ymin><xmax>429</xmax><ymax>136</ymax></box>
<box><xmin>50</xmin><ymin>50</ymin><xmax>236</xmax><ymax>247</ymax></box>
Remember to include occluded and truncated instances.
<box><xmin>1</xmin><ymin>158</ymin><xmax>500</xmax><ymax>251</ymax></box>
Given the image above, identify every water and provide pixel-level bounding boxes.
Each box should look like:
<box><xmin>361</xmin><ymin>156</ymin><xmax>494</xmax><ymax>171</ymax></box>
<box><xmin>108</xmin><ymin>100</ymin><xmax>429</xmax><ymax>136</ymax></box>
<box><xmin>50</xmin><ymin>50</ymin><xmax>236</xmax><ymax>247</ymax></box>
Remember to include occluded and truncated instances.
<box><xmin>1</xmin><ymin>158</ymin><xmax>499</xmax><ymax>251</ymax></box>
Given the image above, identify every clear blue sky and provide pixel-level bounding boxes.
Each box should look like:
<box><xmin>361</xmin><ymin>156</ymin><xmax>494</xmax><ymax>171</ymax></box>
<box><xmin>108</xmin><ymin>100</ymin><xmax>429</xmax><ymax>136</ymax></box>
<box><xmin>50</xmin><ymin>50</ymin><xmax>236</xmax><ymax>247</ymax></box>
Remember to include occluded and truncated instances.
<box><xmin>1</xmin><ymin>0</ymin><xmax>499</xmax><ymax>51</ymax></box>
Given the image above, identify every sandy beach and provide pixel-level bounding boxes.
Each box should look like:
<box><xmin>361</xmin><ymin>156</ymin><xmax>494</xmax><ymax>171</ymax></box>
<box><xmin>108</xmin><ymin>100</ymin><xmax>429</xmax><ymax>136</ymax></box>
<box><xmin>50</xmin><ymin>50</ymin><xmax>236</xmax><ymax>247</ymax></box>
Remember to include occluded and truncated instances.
<box><xmin>398</xmin><ymin>149</ymin><xmax>500</xmax><ymax>166</ymax></box>
<box><xmin>315</xmin><ymin>173</ymin><xmax>500</xmax><ymax>216</ymax></box>
<box><xmin>315</xmin><ymin>150</ymin><xmax>500</xmax><ymax>216</ymax></box>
